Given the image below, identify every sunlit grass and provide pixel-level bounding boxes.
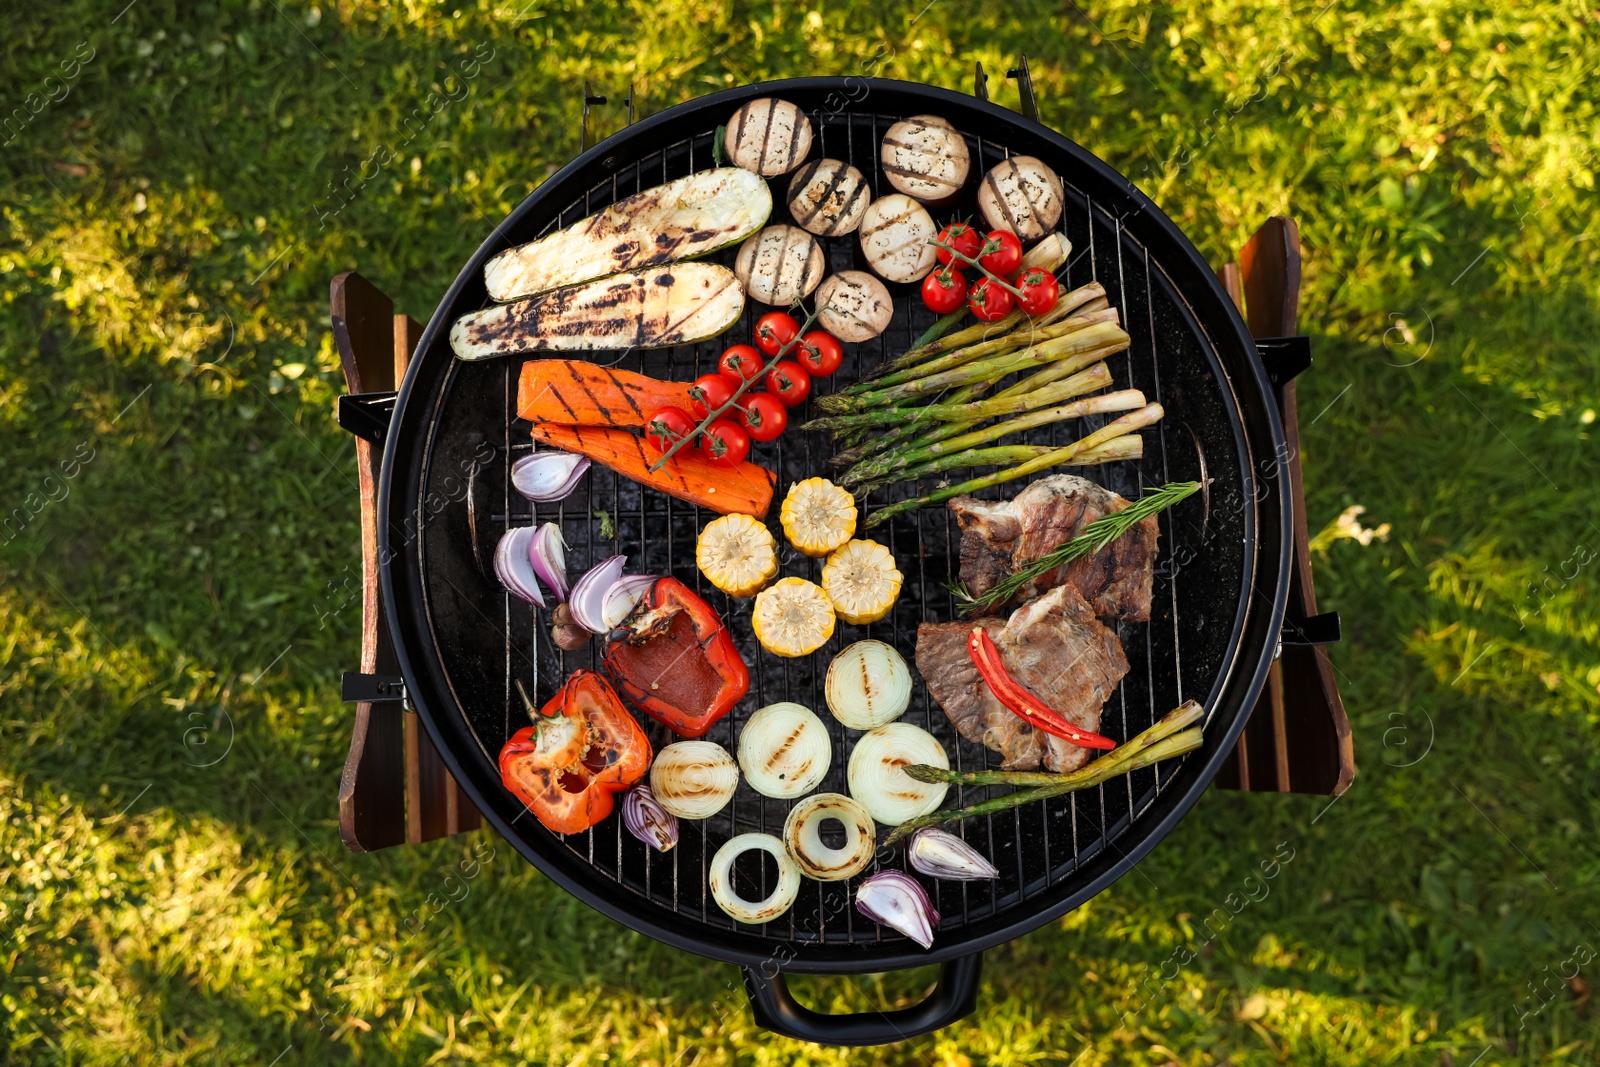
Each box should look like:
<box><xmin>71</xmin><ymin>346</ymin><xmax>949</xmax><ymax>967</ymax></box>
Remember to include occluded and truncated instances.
<box><xmin>3</xmin><ymin>0</ymin><xmax>1598</xmax><ymax>1062</ymax></box>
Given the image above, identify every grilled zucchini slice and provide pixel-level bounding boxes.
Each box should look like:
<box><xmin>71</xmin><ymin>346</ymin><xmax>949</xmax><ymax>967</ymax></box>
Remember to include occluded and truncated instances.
<box><xmin>814</xmin><ymin>271</ymin><xmax>894</xmax><ymax>342</ymax></box>
<box><xmin>859</xmin><ymin>194</ymin><xmax>939</xmax><ymax>283</ymax></box>
<box><xmin>977</xmin><ymin>155</ymin><xmax>1065</xmax><ymax>242</ymax></box>
<box><xmin>483</xmin><ymin>168</ymin><xmax>770</xmax><ymax>302</ymax></box>
<box><xmin>733</xmin><ymin>225</ymin><xmax>826</xmax><ymax>306</ymax></box>
<box><xmin>880</xmin><ymin>115</ymin><xmax>971</xmax><ymax>204</ymax></box>
<box><xmin>787</xmin><ymin>158</ymin><xmax>871</xmax><ymax>236</ymax></box>
<box><xmin>725</xmin><ymin>98</ymin><xmax>813</xmax><ymax>177</ymax></box>
<box><xmin>451</xmin><ymin>263</ymin><xmax>745</xmax><ymax>360</ymax></box>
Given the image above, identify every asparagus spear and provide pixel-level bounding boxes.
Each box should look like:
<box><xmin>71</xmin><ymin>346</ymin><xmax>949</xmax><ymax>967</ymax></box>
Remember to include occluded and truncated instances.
<box><xmin>883</xmin><ymin>702</ymin><xmax>1206</xmax><ymax>844</ymax></box>
<box><xmin>847</xmin><ymin>295</ymin><xmax>1114</xmax><ymax>396</ymax></box>
<box><xmin>836</xmin><ymin>337</ymin><xmax>1131</xmax><ymax>470</ymax></box>
<box><xmin>820</xmin><ymin>321</ymin><xmax>1129</xmax><ymax>414</ymax></box>
<box><xmin>807</xmin><ymin>353</ymin><xmax>1122</xmax><ymax>433</ymax></box>
<box><xmin>863</xmin><ymin>403</ymin><xmax>1166</xmax><ymax>527</ymax></box>
<box><xmin>843</xmin><ymin>386</ymin><xmax>1146</xmax><ymax>487</ymax></box>
<box><xmin>850</xmin><ymin>433</ymin><xmax>1143</xmax><ymax>495</ymax></box>
<box><xmin>870</xmin><ymin>282</ymin><xmax>1107</xmax><ymax>374</ymax></box>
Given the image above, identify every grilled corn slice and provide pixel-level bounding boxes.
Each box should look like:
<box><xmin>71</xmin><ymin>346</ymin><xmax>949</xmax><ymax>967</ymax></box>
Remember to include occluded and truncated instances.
<box><xmin>780</xmin><ymin>477</ymin><xmax>857</xmax><ymax>558</ymax></box>
<box><xmin>752</xmin><ymin>577</ymin><xmax>836</xmax><ymax>658</ymax></box>
<box><xmin>820</xmin><ymin>539</ymin><xmax>903</xmax><ymax>625</ymax></box>
<box><xmin>696</xmin><ymin>513</ymin><xmax>778</xmax><ymax>597</ymax></box>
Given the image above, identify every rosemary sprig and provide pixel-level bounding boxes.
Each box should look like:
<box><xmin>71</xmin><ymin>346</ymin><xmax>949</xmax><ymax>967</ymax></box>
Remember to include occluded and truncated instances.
<box><xmin>952</xmin><ymin>480</ymin><xmax>1201</xmax><ymax>615</ymax></box>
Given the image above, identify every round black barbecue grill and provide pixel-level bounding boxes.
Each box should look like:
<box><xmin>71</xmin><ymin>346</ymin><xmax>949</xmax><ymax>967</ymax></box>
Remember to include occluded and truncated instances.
<box><xmin>377</xmin><ymin>77</ymin><xmax>1292</xmax><ymax>1045</ymax></box>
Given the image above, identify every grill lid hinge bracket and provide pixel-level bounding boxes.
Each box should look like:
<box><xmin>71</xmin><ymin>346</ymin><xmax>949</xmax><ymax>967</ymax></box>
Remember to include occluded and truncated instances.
<box><xmin>338</xmin><ymin>390</ymin><xmax>398</xmax><ymax>443</ymax></box>
<box><xmin>1255</xmin><ymin>335</ymin><xmax>1312</xmax><ymax>389</ymax></box>
<box><xmin>1006</xmin><ymin>55</ymin><xmax>1040</xmax><ymax>123</ymax></box>
<box><xmin>342</xmin><ymin>672</ymin><xmax>407</xmax><ymax>704</ymax></box>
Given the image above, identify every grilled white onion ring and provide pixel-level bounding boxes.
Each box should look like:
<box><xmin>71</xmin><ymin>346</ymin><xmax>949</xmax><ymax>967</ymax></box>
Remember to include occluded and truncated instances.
<box><xmin>709</xmin><ymin>833</ymin><xmax>801</xmax><ymax>924</ymax></box>
<box><xmin>782</xmin><ymin>793</ymin><xmax>876</xmax><ymax>881</ymax></box>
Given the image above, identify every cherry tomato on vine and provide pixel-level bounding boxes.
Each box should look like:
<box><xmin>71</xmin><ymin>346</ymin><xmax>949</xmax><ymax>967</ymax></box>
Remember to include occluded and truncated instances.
<box><xmin>1014</xmin><ymin>268</ymin><xmax>1061</xmax><ymax>317</ymax></box>
<box><xmin>754</xmin><ymin>312</ymin><xmax>801</xmax><ymax>357</ymax></box>
<box><xmin>968</xmin><ymin>276</ymin><xmax>1016</xmax><ymax>322</ymax></box>
<box><xmin>718</xmin><ymin>343</ymin><xmax>765</xmax><ymax>386</ymax></box>
<box><xmin>764</xmin><ymin>361</ymin><xmax>812</xmax><ymax>408</ymax></box>
<box><xmin>738</xmin><ymin>392</ymin><xmax>788</xmax><ymax>443</ymax></box>
<box><xmin>921</xmin><ymin>265</ymin><xmax>969</xmax><ymax>315</ymax></box>
<box><xmin>644</xmin><ymin>406</ymin><xmax>695</xmax><ymax>454</ymax></box>
<box><xmin>977</xmin><ymin>230</ymin><xmax>1023</xmax><ymax>278</ymax></box>
<box><xmin>697</xmin><ymin>419</ymin><xmax>751</xmax><ymax>468</ymax></box>
<box><xmin>934</xmin><ymin>222</ymin><xmax>982</xmax><ymax>267</ymax></box>
<box><xmin>796</xmin><ymin>331</ymin><xmax>843</xmax><ymax>377</ymax></box>
<box><xmin>688</xmin><ymin>373</ymin><xmax>736</xmax><ymax>419</ymax></box>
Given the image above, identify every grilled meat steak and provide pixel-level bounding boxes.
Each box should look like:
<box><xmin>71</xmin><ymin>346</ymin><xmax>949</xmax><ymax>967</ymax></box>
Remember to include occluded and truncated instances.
<box><xmin>916</xmin><ymin>585</ymin><xmax>1129</xmax><ymax>772</ymax></box>
<box><xmin>952</xmin><ymin>474</ymin><xmax>1158</xmax><ymax>621</ymax></box>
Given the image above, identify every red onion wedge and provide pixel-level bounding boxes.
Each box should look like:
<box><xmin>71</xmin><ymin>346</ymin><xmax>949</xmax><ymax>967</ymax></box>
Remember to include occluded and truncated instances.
<box><xmin>601</xmin><ymin>574</ymin><xmax>658</xmax><ymax>631</ymax></box>
<box><xmin>529</xmin><ymin>522</ymin><xmax>570</xmax><ymax>601</ymax></box>
<box><xmin>494</xmin><ymin>527</ymin><xmax>546</xmax><ymax>607</ymax></box>
<box><xmin>511</xmin><ymin>451</ymin><xmax>590</xmax><ymax>502</ymax></box>
<box><xmin>855</xmin><ymin>870</ymin><xmax>938</xmax><ymax>949</ymax></box>
<box><xmin>567</xmin><ymin>555</ymin><xmax>626</xmax><ymax>634</ymax></box>
<box><xmin>621</xmin><ymin>782</ymin><xmax>679</xmax><ymax>852</ymax></box>
<box><xmin>908</xmin><ymin>827</ymin><xmax>1000</xmax><ymax>881</ymax></box>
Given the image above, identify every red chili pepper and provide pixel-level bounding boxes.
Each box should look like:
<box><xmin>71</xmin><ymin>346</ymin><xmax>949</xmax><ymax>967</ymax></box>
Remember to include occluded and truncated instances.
<box><xmin>967</xmin><ymin>627</ymin><xmax>1117</xmax><ymax>750</ymax></box>
<box><xmin>497</xmin><ymin>671</ymin><xmax>652</xmax><ymax>835</ymax></box>
<box><xmin>603</xmin><ymin>576</ymin><xmax>749</xmax><ymax>737</ymax></box>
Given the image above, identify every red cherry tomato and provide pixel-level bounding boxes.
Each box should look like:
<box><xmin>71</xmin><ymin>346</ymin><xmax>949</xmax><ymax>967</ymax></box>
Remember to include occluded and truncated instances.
<box><xmin>688</xmin><ymin>373</ymin><xmax>736</xmax><ymax>419</ymax></box>
<box><xmin>754</xmin><ymin>312</ymin><xmax>800</xmax><ymax>358</ymax></box>
<box><xmin>764</xmin><ymin>361</ymin><xmax>812</xmax><ymax>408</ymax></box>
<box><xmin>968</xmin><ymin>276</ymin><xmax>1016</xmax><ymax>322</ymax></box>
<box><xmin>644</xmin><ymin>406</ymin><xmax>695</xmax><ymax>454</ymax></box>
<box><xmin>718</xmin><ymin>343</ymin><xmax>764</xmax><ymax>386</ymax></box>
<box><xmin>738</xmin><ymin>393</ymin><xmax>788</xmax><ymax>443</ymax></box>
<box><xmin>935</xmin><ymin>222</ymin><xmax>982</xmax><ymax>267</ymax></box>
<box><xmin>921</xmin><ymin>265</ymin><xmax>969</xmax><ymax>315</ymax></box>
<box><xmin>697</xmin><ymin>419</ymin><xmax>750</xmax><ymax>468</ymax></box>
<box><xmin>1014</xmin><ymin>268</ymin><xmax>1061</xmax><ymax>317</ymax></box>
<box><xmin>796</xmin><ymin>331</ymin><xmax>843</xmax><ymax>377</ymax></box>
<box><xmin>978</xmin><ymin>230</ymin><xmax>1024</xmax><ymax>277</ymax></box>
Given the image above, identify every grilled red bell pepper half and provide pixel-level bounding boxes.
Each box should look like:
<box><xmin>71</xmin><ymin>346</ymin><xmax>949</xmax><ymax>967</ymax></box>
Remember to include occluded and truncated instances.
<box><xmin>603</xmin><ymin>576</ymin><xmax>749</xmax><ymax>737</ymax></box>
<box><xmin>497</xmin><ymin>670</ymin><xmax>652</xmax><ymax>835</ymax></box>
<box><xmin>968</xmin><ymin>626</ymin><xmax>1117</xmax><ymax>750</ymax></box>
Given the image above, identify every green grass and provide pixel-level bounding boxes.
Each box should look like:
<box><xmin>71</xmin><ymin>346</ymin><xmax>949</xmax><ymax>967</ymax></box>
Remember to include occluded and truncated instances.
<box><xmin>3</xmin><ymin>1</ymin><xmax>1599</xmax><ymax>1062</ymax></box>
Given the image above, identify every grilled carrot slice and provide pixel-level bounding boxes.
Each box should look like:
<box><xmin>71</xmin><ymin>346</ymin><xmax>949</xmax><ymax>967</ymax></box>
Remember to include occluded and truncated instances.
<box><xmin>528</xmin><ymin>423</ymin><xmax>776</xmax><ymax>518</ymax></box>
<box><xmin>517</xmin><ymin>360</ymin><xmax>695</xmax><ymax>428</ymax></box>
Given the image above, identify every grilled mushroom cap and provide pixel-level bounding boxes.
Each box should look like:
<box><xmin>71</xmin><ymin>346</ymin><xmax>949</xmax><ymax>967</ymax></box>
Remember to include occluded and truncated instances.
<box><xmin>733</xmin><ymin>225</ymin><xmax>827</xmax><ymax>306</ymax></box>
<box><xmin>976</xmin><ymin>155</ymin><xmax>1065</xmax><ymax>242</ymax></box>
<box><xmin>880</xmin><ymin>115</ymin><xmax>971</xmax><ymax>203</ymax></box>
<box><xmin>858</xmin><ymin>194</ymin><xmax>939</xmax><ymax>284</ymax></box>
<box><xmin>786</xmin><ymin>158</ymin><xmax>871</xmax><ymax>236</ymax></box>
<box><xmin>815</xmin><ymin>271</ymin><xmax>894</xmax><ymax>343</ymax></box>
<box><xmin>725</xmin><ymin>98</ymin><xmax>814</xmax><ymax>177</ymax></box>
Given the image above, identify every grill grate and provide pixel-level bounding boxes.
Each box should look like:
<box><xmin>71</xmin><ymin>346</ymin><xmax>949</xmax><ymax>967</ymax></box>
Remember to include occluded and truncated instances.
<box><xmin>419</xmin><ymin>105</ymin><xmax>1251</xmax><ymax>950</ymax></box>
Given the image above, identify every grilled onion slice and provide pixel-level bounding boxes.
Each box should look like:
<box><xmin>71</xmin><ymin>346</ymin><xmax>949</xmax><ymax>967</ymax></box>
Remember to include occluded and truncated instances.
<box><xmin>848</xmin><ymin>723</ymin><xmax>948</xmax><ymax>825</ymax></box>
<box><xmin>783</xmin><ymin>793</ymin><xmax>876</xmax><ymax>881</ymax></box>
<box><xmin>825</xmin><ymin>640</ymin><xmax>912</xmax><ymax>730</ymax></box>
<box><xmin>737</xmin><ymin>702</ymin><xmax>831</xmax><ymax>799</ymax></box>
<box><xmin>649</xmin><ymin>741</ymin><xmax>739</xmax><ymax>820</ymax></box>
<box><xmin>710</xmin><ymin>833</ymin><xmax>801</xmax><ymax>924</ymax></box>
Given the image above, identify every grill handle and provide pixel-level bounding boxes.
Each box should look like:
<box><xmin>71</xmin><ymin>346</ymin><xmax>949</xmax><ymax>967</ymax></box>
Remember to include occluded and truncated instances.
<box><xmin>741</xmin><ymin>953</ymin><xmax>982</xmax><ymax>1047</ymax></box>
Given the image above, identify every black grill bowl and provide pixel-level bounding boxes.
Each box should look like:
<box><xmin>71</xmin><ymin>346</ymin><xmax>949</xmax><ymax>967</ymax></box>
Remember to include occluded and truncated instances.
<box><xmin>377</xmin><ymin>77</ymin><xmax>1291</xmax><ymax>1042</ymax></box>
